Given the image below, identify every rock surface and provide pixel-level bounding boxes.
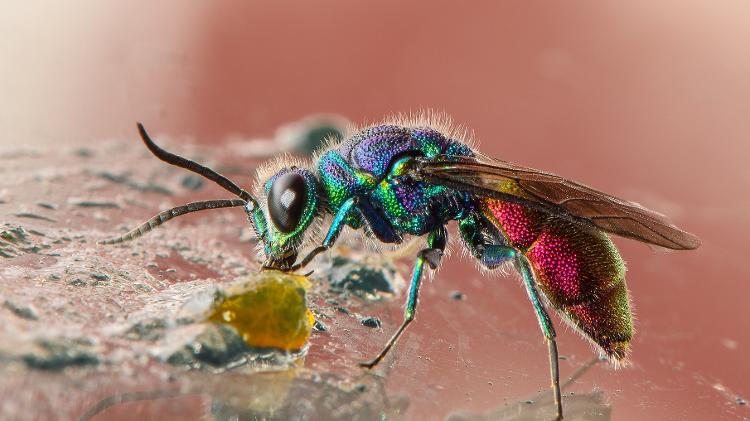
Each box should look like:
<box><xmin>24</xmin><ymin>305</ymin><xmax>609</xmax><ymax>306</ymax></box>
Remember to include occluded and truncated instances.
<box><xmin>0</xmin><ymin>133</ymin><xmax>407</xmax><ymax>420</ymax></box>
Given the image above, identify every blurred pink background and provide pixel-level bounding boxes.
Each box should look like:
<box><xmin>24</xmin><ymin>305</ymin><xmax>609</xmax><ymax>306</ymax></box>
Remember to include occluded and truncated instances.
<box><xmin>2</xmin><ymin>1</ymin><xmax>749</xmax><ymax>419</ymax></box>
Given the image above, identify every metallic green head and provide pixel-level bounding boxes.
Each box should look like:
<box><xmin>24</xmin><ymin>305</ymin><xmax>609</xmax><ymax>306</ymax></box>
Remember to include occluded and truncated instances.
<box><xmin>248</xmin><ymin>165</ymin><xmax>321</xmax><ymax>269</ymax></box>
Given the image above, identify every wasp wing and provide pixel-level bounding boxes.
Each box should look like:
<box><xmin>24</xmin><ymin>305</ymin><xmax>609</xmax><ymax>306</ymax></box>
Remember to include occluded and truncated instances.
<box><xmin>414</xmin><ymin>154</ymin><xmax>700</xmax><ymax>250</ymax></box>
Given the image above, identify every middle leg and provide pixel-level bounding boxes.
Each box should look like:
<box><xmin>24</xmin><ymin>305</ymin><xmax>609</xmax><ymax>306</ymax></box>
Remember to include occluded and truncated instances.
<box><xmin>359</xmin><ymin>225</ymin><xmax>447</xmax><ymax>368</ymax></box>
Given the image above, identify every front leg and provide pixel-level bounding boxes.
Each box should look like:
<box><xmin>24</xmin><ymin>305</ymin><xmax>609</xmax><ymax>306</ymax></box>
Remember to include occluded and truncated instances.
<box><xmin>291</xmin><ymin>197</ymin><xmax>357</xmax><ymax>271</ymax></box>
<box><xmin>360</xmin><ymin>225</ymin><xmax>447</xmax><ymax>368</ymax></box>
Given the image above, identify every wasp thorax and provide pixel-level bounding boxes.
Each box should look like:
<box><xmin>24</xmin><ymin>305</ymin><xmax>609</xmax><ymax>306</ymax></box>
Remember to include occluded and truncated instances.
<box><xmin>268</xmin><ymin>172</ymin><xmax>307</xmax><ymax>233</ymax></box>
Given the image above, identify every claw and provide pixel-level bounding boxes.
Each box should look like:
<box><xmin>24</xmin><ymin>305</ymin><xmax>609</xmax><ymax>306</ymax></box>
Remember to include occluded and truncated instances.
<box><xmin>421</xmin><ymin>249</ymin><xmax>443</xmax><ymax>269</ymax></box>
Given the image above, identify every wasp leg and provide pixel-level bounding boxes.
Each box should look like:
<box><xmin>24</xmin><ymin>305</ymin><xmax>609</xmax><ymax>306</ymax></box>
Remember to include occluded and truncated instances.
<box><xmin>459</xmin><ymin>217</ymin><xmax>563</xmax><ymax>419</ymax></box>
<box><xmin>516</xmin><ymin>255</ymin><xmax>563</xmax><ymax>420</ymax></box>
<box><xmin>458</xmin><ymin>216</ymin><xmax>517</xmax><ymax>268</ymax></box>
<box><xmin>359</xmin><ymin>226</ymin><xmax>447</xmax><ymax>369</ymax></box>
<box><xmin>292</xmin><ymin>197</ymin><xmax>358</xmax><ymax>271</ymax></box>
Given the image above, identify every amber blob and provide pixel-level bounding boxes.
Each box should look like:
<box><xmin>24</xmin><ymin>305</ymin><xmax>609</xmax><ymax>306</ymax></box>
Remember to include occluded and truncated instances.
<box><xmin>208</xmin><ymin>271</ymin><xmax>315</xmax><ymax>351</ymax></box>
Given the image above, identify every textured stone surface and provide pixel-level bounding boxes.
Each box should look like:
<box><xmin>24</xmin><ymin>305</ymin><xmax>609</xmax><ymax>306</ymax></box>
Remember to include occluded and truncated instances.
<box><xmin>1</xmin><ymin>127</ymin><xmax>748</xmax><ymax>420</ymax></box>
<box><xmin>0</xmin><ymin>137</ymin><xmax>408</xmax><ymax>420</ymax></box>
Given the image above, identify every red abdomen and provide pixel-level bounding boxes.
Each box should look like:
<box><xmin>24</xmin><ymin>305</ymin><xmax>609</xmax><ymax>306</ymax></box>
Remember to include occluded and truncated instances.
<box><xmin>482</xmin><ymin>198</ymin><xmax>633</xmax><ymax>360</ymax></box>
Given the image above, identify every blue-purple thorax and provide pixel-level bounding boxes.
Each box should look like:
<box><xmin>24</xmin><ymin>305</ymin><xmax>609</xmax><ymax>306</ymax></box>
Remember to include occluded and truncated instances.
<box><xmin>317</xmin><ymin>125</ymin><xmax>475</xmax><ymax>243</ymax></box>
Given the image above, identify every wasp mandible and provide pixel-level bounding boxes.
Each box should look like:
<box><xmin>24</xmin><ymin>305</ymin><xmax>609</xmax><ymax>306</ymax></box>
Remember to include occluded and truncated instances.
<box><xmin>101</xmin><ymin>114</ymin><xmax>700</xmax><ymax>420</ymax></box>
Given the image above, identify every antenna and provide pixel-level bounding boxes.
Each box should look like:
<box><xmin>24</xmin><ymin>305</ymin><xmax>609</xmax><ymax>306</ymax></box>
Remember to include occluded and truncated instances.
<box><xmin>99</xmin><ymin>199</ymin><xmax>246</xmax><ymax>245</ymax></box>
<box><xmin>137</xmin><ymin>123</ymin><xmax>256</xmax><ymax>206</ymax></box>
<box><xmin>99</xmin><ymin>124</ymin><xmax>259</xmax><ymax>245</ymax></box>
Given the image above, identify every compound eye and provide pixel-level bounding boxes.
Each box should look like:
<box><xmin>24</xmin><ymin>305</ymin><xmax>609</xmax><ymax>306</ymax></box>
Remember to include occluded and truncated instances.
<box><xmin>268</xmin><ymin>172</ymin><xmax>307</xmax><ymax>233</ymax></box>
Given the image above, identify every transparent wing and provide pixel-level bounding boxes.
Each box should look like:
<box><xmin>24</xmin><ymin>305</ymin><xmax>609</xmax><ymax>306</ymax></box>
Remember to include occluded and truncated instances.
<box><xmin>414</xmin><ymin>154</ymin><xmax>700</xmax><ymax>250</ymax></box>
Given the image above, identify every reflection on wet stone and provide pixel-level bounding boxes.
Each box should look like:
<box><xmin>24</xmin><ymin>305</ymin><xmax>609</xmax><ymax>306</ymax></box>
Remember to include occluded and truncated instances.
<box><xmin>79</xmin><ymin>370</ymin><xmax>408</xmax><ymax>421</ymax></box>
<box><xmin>445</xmin><ymin>391</ymin><xmax>610</xmax><ymax>421</ymax></box>
<box><xmin>207</xmin><ymin>371</ymin><xmax>408</xmax><ymax>421</ymax></box>
<box><xmin>1</xmin><ymin>115</ymin><xmax>741</xmax><ymax>420</ymax></box>
<box><xmin>445</xmin><ymin>359</ymin><xmax>610</xmax><ymax>421</ymax></box>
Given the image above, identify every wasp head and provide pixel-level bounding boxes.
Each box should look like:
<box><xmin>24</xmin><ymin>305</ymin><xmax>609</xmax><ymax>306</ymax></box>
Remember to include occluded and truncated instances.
<box><xmin>248</xmin><ymin>163</ymin><xmax>321</xmax><ymax>270</ymax></box>
<box><xmin>100</xmin><ymin>124</ymin><xmax>325</xmax><ymax>273</ymax></box>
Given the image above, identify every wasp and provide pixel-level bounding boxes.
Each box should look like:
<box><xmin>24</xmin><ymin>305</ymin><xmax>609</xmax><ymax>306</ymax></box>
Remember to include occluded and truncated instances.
<box><xmin>101</xmin><ymin>114</ymin><xmax>700</xmax><ymax>420</ymax></box>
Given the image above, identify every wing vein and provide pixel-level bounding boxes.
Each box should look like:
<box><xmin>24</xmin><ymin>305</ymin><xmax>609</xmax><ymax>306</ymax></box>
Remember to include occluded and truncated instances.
<box><xmin>413</xmin><ymin>155</ymin><xmax>699</xmax><ymax>250</ymax></box>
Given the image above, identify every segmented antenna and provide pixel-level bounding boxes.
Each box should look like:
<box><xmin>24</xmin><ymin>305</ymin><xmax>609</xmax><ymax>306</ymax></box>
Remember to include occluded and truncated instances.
<box><xmin>98</xmin><ymin>199</ymin><xmax>246</xmax><ymax>245</ymax></box>
<box><xmin>137</xmin><ymin>123</ymin><xmax>256</xmax><ymax>205</ymax></box>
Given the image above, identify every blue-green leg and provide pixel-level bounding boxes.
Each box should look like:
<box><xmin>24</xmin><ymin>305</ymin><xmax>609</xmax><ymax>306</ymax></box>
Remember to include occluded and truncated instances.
<box><xmin>459</xmin><ymin>217</ymin><xmax>517</xmax><ymax>268</ymax></box>
<box><xmin>291</xmin><ymin>197</ymin><xmax>357</xmax><ymax>271</ymax></box>
<box><xmin>460</xmin><ymin>217</ymin><xmax>563</xmax><ymax>419</ymax></box>
<box><xmin>516</xmin><ymin>256</ymin><xmax>563</xmax><ymax>420</ymax></box>
<box><xmin>359</xmin><ymin>226</ymin><xmax>447</xmax><ymax>369</ymax></box>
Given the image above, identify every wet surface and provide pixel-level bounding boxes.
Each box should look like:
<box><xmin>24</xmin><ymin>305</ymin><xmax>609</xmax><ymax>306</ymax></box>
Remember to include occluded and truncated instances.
<box><xmin>1</xmin><ymin>115</ymin><xmax>748</xmax><ymax>421</ymax></box>
<box><xmin>4</xmin><ymin>2</ymin><xmax>750</xmax><ymax>418</ymax></box>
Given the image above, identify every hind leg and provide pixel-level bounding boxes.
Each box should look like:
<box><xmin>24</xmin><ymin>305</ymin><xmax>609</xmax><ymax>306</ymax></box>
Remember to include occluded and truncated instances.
<box><xmin>459</xmin><ymin>217</ymin><xmax>563</xmax><ymax>420</ymax></box>
<box><xmin>516</xmin><ymin>255</ymin><xmax>563</xmax><ymax>420</ymax></box>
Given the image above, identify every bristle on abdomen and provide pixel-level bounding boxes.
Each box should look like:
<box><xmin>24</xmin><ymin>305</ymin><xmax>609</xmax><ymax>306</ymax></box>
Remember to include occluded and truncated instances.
<box><xmin>481</xmin><ymin>197</ymin><xmax>634</xmax><ymax>360</ymax></box>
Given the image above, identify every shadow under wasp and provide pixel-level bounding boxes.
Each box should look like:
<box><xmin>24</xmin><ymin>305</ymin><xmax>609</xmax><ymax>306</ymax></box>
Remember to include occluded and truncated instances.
<box><xmin>101</xmin><ymin>113</ymin><xmax>700</xmax><ymax>420</ymax></box>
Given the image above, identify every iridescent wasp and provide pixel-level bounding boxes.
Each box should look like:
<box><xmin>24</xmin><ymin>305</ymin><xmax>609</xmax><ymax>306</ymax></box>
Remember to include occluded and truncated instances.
<box><xmin>101</xmin><ymin>113</ymin><xmax>700</xmax><ymax>420</ymax></box>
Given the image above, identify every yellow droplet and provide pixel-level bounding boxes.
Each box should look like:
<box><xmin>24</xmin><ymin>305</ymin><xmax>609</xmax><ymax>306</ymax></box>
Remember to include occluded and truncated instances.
<box><xmin>208</xmin><ymin>271</ymin><xmax>314</xmax><ymax>351</ymax></box>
